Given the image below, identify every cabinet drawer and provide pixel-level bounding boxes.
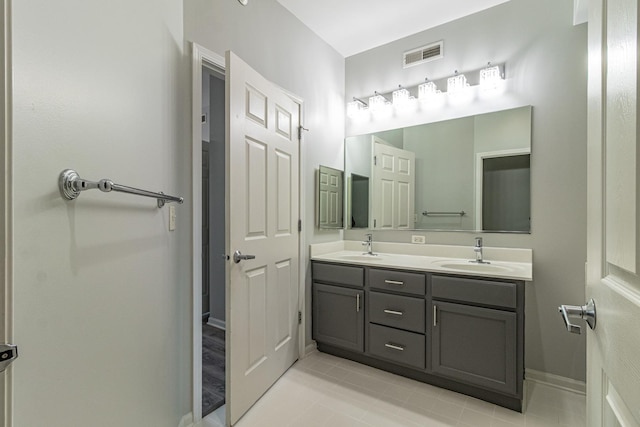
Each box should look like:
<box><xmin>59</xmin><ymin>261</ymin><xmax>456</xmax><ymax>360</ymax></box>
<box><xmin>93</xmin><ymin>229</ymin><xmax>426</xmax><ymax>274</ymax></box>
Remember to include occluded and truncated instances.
<box><xmin>369</xmin><ymin>269</ymin><xmax>426</xmax><ymax>296</ymax></box>
<box><xmin>368</xmin><ymin>324</ymin><xmax>425</xmax><ymax>369</ymax></box>
<box><xmin>313</xmin><ymin>262</ymin><xmax>364</xmax><ymax>287</ymax></box>
<box><xmin>369</xmin><ymin>292</ymin><xmax>425</xmax><ymax>333</ymax></box>
<box><xmin>432</xmin><ymin>275</ymin><xmax>517</xmax><ymax>309</ymax></box>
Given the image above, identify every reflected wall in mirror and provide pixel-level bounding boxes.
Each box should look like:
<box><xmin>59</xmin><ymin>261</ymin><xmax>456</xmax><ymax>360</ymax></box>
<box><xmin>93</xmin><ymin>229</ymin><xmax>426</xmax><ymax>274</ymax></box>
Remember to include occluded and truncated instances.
<box><xmin>345</xmin><ymin>106</ymin><xmax>532</xmax><ymax>233</ymax></box>
<box><xmin>317</xmin><ymin>165</ymin><xmax>344</xmax><ymax>229</ymax></box>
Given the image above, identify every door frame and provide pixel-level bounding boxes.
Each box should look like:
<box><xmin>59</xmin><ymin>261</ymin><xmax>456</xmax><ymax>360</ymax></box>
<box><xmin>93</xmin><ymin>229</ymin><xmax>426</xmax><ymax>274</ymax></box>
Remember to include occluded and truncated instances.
<box><xmin>190</xmin><ymin>43</ymin><xmax>306</xmax><ymax>424</ymax></box>
<box><xmin>1</xmin><ymin>0</ymin><xmax>13</xmax><ymax>424</ymax></box>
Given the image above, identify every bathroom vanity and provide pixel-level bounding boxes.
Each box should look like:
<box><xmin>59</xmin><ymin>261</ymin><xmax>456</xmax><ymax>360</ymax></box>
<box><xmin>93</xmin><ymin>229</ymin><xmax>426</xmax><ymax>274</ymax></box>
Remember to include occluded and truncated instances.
<box><xmin>311</xmin><ymin>242</ymin><xmax>531</xmax><ymax>412</ymax></box>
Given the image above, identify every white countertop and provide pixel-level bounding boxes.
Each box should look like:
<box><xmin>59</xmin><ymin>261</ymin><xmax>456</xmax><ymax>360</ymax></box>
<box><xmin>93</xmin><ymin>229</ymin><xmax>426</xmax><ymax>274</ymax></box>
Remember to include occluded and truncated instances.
<box><xmin>310</xmin><ymin>241</ymin><xmax>532</xmax><ymax>282</ymax></box>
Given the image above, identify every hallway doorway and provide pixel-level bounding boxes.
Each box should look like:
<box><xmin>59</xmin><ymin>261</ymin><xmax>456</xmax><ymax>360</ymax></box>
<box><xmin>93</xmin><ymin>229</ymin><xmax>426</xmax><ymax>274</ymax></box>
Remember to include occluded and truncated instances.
<box><xmin>191</xmin><ymin>45</ymin><xmax>228</xmax><ymax>425</ymax></box>
<box><xmin>191</xmin><ymin>44</ymin><xmax>306</xmax><ymax>426</ymax></box>
<box><xmin>201</xmin><ymin>64</ymin><xmax>226</xmax><ymax>417</ymax></box>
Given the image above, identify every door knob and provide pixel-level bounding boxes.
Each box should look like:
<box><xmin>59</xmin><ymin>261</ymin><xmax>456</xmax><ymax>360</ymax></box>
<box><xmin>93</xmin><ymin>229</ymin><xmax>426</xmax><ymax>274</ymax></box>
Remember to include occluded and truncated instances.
<box><xmin>233</xmin><ymin>250</ymin><xmax>256</xmax><ymax>264</ymax></box>
<box><xmin>558</xmin><ymin>298</ymin><xmax>596</xmax><ymax>334</ymax></box>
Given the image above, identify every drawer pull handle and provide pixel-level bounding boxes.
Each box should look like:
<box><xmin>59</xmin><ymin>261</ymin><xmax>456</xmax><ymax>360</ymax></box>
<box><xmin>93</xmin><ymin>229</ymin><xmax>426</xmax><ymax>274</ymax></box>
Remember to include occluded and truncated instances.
<box><xmin>356</xmin><ymin>294</ymin><xmax>360</xmax><ymax>312</ymax></box>
<box><xmin>384</xmin><ymin>280</ymin><xmax>404</xmax><ymax>285</ymax></box>
<box><xmin>383</xmin><ymin>309</ymin><xmax>403</xmax><ymax>316</ymax></box>
<box><xmin>384</xmin><ymin>343</ymin><xmax>405</xmax><ymax>351</ymax></box>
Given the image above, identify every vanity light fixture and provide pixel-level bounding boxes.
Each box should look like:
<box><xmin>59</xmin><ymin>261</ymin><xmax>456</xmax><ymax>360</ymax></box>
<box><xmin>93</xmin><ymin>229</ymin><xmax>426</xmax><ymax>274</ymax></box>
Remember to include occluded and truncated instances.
<box><xmin>392</xmin><ymin>85</ymin><xmax>414</xmax><ymax>108</ymax></box>
<box><xmin>346</xmin><ymin>62</ymin><xmax>506</xmax><ymax>120</ymax></box>
<box><xmin>447</xmin><ymin>70</ymin><xmax>469</xmax><ymax>94</ymax></box>
<box><xmin>369</xmin><ymin>91</ymin><xmax>391</xmax><ymax>113</ymax></box>
<box><xmin>346</xmin><ymin>97</ymin><xmax>368</xmax><ymax>118</ymax></box>
<box><xmin>418</xmin><ymin>78</ymin><xmax>441</xmax><ymax>100</ymax></box>
<box><xmin>479</xmin><ymin>62</ymin><xmax>504</xmax><ymax>91</ymax></box>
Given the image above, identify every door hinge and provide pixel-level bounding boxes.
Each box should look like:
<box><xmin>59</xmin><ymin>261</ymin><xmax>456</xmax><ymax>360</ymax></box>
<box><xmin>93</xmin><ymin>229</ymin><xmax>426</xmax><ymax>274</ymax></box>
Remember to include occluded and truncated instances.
<box><xmin>298</xmin><ymin>219</ymin><xmax>302</xmax><ymax>232</ymax></box>
<box><xmin>298</xmin><ymin>311</ymin><xmax>302</xmax><ymax>324</ymax></box>
<box><xmin>0</xmin><ymin>344</ymin><xmax>18</xmax><ymax>372</ymax></box>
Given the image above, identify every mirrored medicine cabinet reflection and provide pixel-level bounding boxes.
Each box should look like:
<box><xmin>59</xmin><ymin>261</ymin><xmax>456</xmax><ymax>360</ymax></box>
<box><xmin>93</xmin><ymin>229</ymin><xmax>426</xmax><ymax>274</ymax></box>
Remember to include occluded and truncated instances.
<box><xmin>343</xmin><ymin>106</ymin><xmax>532</xmax><ymax>233</ymax></box>
<box><xmin>317</xmin><ymin>165</ymin><xmax>344</xmax><ymax>229</ymax></box>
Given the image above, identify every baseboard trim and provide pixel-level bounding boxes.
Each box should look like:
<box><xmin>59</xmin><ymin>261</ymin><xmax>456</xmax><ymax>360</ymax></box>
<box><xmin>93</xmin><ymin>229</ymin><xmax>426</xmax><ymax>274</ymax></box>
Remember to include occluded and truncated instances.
<box><xmin>178</xmin><ymin>412</ymin><xmax>194</xmax><ymax>427</ymax></box>
<box><xmin>207</xmin><ymin>317</ymin><xmax>226</xmax><ymax>331</ymax></box>
<box><xmin>525</xmin><ymin>369</ymin><xmax>586</xmax><ymax>395</ymax></box>
<box><xmin>304</xmin><ymin>341</ymin><xmax>317</xmax><ymax>358</ymax></box>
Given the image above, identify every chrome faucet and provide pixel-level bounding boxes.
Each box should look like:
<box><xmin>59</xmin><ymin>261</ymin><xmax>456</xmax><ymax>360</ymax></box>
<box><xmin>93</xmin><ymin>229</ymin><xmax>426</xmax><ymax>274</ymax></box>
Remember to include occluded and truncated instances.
<box><xmin>472</xmin><ymin>237</ymin><xmax>490</xmax><ymax>264</ymax></box>
<box><xmin>362</xmin><ymin>233</ymin><xmax>375</xmax><ymax>256</ymax></box>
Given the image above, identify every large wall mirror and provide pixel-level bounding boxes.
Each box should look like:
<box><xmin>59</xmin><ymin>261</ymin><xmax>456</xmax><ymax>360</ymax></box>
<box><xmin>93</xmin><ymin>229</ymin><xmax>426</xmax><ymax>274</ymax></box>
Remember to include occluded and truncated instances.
<box><xmin>345</xmin><ymin>106</ymin><xmax>532</xmax><ymax>233</ymax></box>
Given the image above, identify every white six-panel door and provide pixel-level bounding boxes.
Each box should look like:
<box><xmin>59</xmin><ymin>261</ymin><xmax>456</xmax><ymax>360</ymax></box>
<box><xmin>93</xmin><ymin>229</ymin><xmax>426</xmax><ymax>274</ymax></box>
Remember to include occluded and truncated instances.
<box><xmin>226</xmin><ymin>51</ymin><xmax>299</xmax><ymax>426</ymax></box>
<box><xmin>371</xmin><ymin>141</ymin><xmax>415</xmax><ymax>229</ymax></box>
<box><xmin>586</xmin><ymin>0</ymin><xmax>640</xmax><ymax>425</ymax></box>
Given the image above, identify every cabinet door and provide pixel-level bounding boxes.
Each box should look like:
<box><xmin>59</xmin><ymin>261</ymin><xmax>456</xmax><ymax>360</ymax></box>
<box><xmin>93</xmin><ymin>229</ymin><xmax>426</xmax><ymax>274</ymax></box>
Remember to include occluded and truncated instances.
<box><xmin>313</xmin><ymin>283</ymin><xmax>364</xmax><ymax>352</ymax></box>
<box><xmin>432</xmin><ymin>301</ymin><xmax>517</xmax><ymax>395</ymax></box>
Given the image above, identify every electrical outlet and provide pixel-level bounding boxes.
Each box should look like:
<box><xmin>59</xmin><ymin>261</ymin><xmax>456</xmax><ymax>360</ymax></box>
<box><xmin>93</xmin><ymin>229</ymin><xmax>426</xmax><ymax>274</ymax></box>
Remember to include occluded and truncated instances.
<box><xmin>411</xmin><ymin>235</ymin><xmax>426</xmax><ymax>244</ymax></box>
<box><xmin>169</xmin><ymin>205</ymin><xmax>176</xmax><ymax>231</ymax></box>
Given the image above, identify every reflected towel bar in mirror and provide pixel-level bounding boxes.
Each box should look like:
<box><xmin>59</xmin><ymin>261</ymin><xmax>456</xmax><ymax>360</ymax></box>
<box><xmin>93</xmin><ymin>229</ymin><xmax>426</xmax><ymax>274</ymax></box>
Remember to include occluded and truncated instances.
<box><xmin>422</xmin><ymin>210</ymin><xmax>466</xmax><ymax>216</ymax></box>
<box><xmin>59</xmin><ymin>169</ymin><xmax>184</xmax><ymax>208</ymax></box>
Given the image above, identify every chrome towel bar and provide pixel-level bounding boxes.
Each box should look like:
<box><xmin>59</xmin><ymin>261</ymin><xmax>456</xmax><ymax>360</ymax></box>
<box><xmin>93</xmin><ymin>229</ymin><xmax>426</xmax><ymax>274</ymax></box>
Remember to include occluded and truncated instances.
<box><xmin>59</xmin><ymin>169</ymin><xmax>184</xmax><ymax>208</ymax></box>
<box><xmin>422</xmin><ymin>210</ymin><xmax>466</xmax><ymax>216</ymax></box>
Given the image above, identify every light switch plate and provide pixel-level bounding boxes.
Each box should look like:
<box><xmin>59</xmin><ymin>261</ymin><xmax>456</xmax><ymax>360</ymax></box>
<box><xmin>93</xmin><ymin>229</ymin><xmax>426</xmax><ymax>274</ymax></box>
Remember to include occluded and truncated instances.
<box><xmin>411</xmin><ymin>235</ymin><xmax>426</xmax><ymax>244</ymax></box>
<box><xmin>169</xmin><ymin>205</ymin><xmax>176</xmax><ymax>231</ymax></box>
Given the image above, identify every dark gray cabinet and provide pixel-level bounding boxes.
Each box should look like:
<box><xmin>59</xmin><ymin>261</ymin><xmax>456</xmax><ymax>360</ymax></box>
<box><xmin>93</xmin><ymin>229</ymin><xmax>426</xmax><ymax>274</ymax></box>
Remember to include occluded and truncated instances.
<box><xmin>312</xmin><ymin>261</ymin><xmax>525</xmax><ymax>412</ymax></box>
<box><xmin>432</xmin><ymin>301</ymin><xmax>517</xmax><ymax>394</ymax></box>
<box><xmin>431</xmin><ymin>274</ymin><xmax>524</xmax><ymax>399</ymax></box>
<box><xmin>312</xmin><ymin>283</ymin><xmax>364</xmax><ymax>353</ymax></box>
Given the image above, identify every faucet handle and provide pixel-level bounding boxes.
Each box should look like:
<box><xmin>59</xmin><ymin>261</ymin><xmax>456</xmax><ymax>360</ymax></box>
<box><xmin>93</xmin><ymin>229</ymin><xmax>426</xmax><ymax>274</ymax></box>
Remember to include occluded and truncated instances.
<box><xmin>475</xmin><ymin>237</ymin><xmax>483</xmax><ymax>246</ymax></box>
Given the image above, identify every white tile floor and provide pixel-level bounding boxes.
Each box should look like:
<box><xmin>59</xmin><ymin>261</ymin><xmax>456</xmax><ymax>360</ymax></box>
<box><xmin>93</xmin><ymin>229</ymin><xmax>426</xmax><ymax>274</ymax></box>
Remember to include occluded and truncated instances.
<box><xmin>203</xmin><ymin>351</ymin><xmax>586</xmax><ymax>427</ymax></box>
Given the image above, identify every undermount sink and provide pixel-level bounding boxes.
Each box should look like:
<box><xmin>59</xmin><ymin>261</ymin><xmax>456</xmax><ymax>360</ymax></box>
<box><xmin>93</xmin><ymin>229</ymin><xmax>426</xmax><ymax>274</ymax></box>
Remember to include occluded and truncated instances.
<box><xmin>432</xmin><ymin>260</ymin><xmax>517</xmax><ymax>274</ymax></box>
<box><xmin>336</xmin><ymin>254</ymin><xmax>385</xmax><ymax>261</ymax></box>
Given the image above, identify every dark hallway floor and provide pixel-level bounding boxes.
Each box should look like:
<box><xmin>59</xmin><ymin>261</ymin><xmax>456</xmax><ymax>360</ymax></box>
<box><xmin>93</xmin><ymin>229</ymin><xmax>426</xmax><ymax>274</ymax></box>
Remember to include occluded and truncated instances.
<box><xmin>202</xmin><ymin>323</ymin><xmax>225</xmax><ymax>416</ymax></box>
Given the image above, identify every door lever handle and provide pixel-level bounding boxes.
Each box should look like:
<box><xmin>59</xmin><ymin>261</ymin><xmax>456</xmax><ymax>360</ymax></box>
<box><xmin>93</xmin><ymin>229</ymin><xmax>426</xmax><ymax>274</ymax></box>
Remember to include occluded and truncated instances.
<box><xmin>0</xmin><ymin>344</ymin><xmax>18</xmax><ymax>372</ymax></box>
<box><xmin>233</xmin><ymin>250</ymin><xmax>256</xmax><ymax>263</ymax></box>
<box><xmin>558</xmin><ymin>299</ymin><xmax>596</xmax><ymax>334</ymax></box>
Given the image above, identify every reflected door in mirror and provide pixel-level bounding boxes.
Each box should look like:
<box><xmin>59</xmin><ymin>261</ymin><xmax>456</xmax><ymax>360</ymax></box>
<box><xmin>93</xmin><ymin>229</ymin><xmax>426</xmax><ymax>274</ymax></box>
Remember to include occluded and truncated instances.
<box><xmin>318</xmin><ymin>165</ymin><xmax>344</xmax><ymax>229</ymax></box>
<box><xmin>371</xmin><ymin>141</ymin><xmax>415</xmax><ymax>229</ymax></box>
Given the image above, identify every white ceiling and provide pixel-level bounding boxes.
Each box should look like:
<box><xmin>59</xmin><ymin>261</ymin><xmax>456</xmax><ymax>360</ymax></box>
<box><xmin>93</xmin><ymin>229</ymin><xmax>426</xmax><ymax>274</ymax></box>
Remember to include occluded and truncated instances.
<box><xmin>276</xmin><ymin>0</ymin><xmax>511</xmax><ymax>57</ymax></box>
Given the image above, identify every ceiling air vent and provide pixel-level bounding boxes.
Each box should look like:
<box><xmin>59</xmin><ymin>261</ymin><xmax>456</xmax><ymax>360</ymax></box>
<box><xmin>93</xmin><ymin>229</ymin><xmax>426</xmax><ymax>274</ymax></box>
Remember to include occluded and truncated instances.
<box><xmin>403</xmin><ymin>41</ymin><xmax>444</xmax><ymax>69</ymax></box>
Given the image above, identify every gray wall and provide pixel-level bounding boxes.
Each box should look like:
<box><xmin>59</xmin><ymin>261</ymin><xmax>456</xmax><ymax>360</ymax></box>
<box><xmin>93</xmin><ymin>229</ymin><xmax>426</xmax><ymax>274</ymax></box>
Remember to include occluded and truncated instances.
<box><xmin>345</xmin><ymin>0</ymin><xmax>588</xmax><ymax>381</ymax></box>
<box><xmin>184</xmin><ymin>0</ymin><xmax>345</xmax><ymax>351</ymax></box>
<box><xmin>11</xmin><ymin>0</ymin><xmax>192</xmax><ymax>424</ymax></box>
